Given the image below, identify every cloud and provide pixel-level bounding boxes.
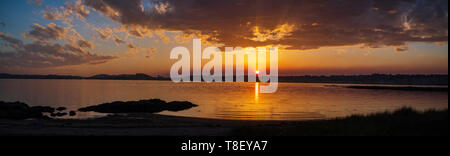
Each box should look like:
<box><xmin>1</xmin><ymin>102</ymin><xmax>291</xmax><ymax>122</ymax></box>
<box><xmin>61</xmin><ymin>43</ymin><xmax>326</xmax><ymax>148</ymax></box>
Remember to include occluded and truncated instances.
<box><xmin>127</xmin><ymin>43</ymin><xmax>136</xmax><ymax>49</ymax></box>
<box><xmin>23</xmin><ymin>23</ymin><xmax>67</xmax><ymax>41</ymax></box>
<box><xmin>27</xmin><ymin>0</ymin><xmax>42</xmax><ymax>6</ymax></box>
<box><xmin>83</xmin><ymin>0</ymin><xmax>448</xmax><ymax>50</ymax></box>
<box><xmin>0</xmin><ymin>32</ymin><xmax>24</xmax><ymax>49</ymax></box>
<box><xmin>127</xmin><ymin>26</ymin><xmax>153</xmax><ymax>38</ymax></box>
<box><xmin>154</xmin><ymin>30</ymin><xmax>170</xmax><ymax>43</ymax></box>
<box><xmin>94</xmin><ymin>25</ymin><xmax>153</xmax><ymax>47</ymax></box>
<box><xmin>0</xmin><ymin>33</ymin><xmax>117</xmax><ymax>68</ymax></box>
<box><xmin>42</xmin><ymin>0</ymin><xmax>90</xmax><ymax>21</ymax></box>
<box><xmin>249</xmin><ymin>24</ymin><xmax>296</xmax><ymax>42</ymax></box>
<box><xmin>96</xmin><ymin>26</ymin><xmax>113</xmax><ymax>40</ymax></box>
<box><xmin>83</xmin><ymin>0</ymin><xmax>120</xmax><ymax>21</ymax></box>
<box><xmin>0</xmin><ymin>22</ymin><xmax>5</xmax><ymax>27</ymax></box>
<box><xmin>77</xmin><ymin>39</ymin><xmax>94</xmax><ymax>49</ymax></box>
<box><xmin>144</xmin><ymin>48</ymin><xmax>157</xmax><ymax>59</ymax></box>
<box><xmin>42</xmin><ymin>6</ymin><xmax>65</xmax><ymax>20</ymax></box>
<box><xmin>69</xmin><ymin>0</ymin><xmax>91</xmax><ymax>19</ymax></box>
<box><xmin>395</xmin><ymin>46</ymin><xmax>409</xmax><ymax>52</ymax></box>
<box><xmin>153</xmin><ymin>1</ymin><xmax>172</xmax><ymax>14</ymax></box>
<box><xmin>112</xmin><ymin>35</ymin><xmax>125</xmax><ymax>44</ymax></box>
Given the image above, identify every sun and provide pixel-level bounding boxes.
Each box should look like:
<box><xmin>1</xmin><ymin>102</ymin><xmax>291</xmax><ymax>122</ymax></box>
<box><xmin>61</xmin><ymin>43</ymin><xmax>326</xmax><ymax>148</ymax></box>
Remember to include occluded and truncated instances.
<box><xmin>256</xmin><ymin>70</ymin><xmax>260</xmax><ymax>74</ymax></box>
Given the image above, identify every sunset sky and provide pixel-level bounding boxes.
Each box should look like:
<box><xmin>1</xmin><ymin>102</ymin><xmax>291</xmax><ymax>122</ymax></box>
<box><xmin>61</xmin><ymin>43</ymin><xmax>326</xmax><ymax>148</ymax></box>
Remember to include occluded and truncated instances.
<box><xmin>0</xmin><ymin>0</ymin><xmax>448</xmax><ymax>76</ymax></box>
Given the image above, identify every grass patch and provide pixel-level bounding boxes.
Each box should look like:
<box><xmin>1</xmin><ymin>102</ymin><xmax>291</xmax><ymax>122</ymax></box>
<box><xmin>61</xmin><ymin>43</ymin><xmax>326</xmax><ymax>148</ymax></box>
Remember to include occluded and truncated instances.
<box><xmin>230</xmin><ymin>108</ymin><xmax>448</xmax><ymax>136</ymax></box>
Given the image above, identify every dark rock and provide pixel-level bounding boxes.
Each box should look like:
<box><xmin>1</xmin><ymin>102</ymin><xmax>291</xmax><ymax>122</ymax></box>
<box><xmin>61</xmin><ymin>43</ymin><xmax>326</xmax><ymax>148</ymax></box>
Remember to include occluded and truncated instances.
<box><xmin>51</xmin><ymin>112</ymin><xmax>68</xmax><ymax>117</ymax></box>
<box><xmin>78</xmin><ymin>99</ymin><xmax>198</xmax><ymax>114</ymax></box>
<box><xmin>79</xmin><ymin>99</ymin><xmax>167</xmax><ymax>113</ymax></box>
<box><xmin>56</xmin><ymin>112</ymin><xmax>68</xmax><ymax>117</ymax></box>
<box><xmin>0</xmin><ymin>101</ymin><xmax>30</xmax><ymax>119</ymax></box>
<box><xmin>69</xmin><ymin>111</ymin><xmax>76</xmax><ymax>116</ymax></box>
<box><xmin>166</xmin><ymin>101</ymin><xmax>198</xmax><ymax>112</ymax></box>
<box><xmin>30</xmin><ymin>106</ymin><xmax>55</xmax><ymax>113</ymax></box>
<box><xmin>0</xmin><ymin>101</ymin><xmax>45</xmax><ymax>119</ymax></box>
<box><xmin>56</xmin><ymin>107</ymin><xmax>67</xmax><ymax>111</ymax></box>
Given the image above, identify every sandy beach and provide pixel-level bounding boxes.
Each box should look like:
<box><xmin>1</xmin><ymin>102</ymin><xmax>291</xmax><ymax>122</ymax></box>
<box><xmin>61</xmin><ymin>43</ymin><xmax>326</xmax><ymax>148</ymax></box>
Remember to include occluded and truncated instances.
<box><xmin>1</xmin><ymin>108</ymin><xmax>447</xmax><ymax>136</ymax></box>
<box><xmin>0</xmin><ymin>113</ymin><xmax>282</xmax><ymax>136</ymax></box>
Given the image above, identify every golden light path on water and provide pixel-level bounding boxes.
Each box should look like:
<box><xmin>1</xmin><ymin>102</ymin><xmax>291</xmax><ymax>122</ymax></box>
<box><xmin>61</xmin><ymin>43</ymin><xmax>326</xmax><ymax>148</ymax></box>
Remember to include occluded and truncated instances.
<box><xmin>255</xmin><ymin>82</ymin><xmax>259</xmax><ymax>102</ymax></box>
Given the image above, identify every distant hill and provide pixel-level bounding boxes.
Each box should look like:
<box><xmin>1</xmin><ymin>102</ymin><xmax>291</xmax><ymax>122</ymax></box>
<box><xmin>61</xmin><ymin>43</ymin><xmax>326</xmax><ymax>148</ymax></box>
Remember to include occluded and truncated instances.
<box><xmin>0</xmin><ymin>73</ymin><xmax>447</xmax><ymax>85</ymax></box>
<box><xmin>0</xmin><ymin>73</ymin><xmax>83</xmax><ymax>80</ymax></box>
<box><xmin>278</xmin><ymin>74</ymin><xmax>448</xmax><ymax>86</ymax></box>
<box><xmin>87</xmin><ymin>73</ymin><xmax>163</xmax><ymax>80</ymax></box>
<box><xmin>0</xmin><ymin>73</ymin><xmax>169</xmax><ymax>81</ymax></box>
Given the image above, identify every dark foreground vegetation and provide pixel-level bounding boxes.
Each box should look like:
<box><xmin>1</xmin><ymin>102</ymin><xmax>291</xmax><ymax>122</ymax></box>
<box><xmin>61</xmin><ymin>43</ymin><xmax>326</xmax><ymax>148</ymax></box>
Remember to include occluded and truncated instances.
<box><xmin>345</xmin><ymin>86</ymin><xmax>448</xmax><ymax>92</ymax></box>
<box><xmin>0</xmin><ymin>101</ymin><xmax>447</xmax><ymax>136</ymax></box>
<box><xmin>278</xmin><ymin>74</ymin><xmax>448</xmax><ymax>85</ymax></box>
<box><xmin>230</xmin><ymin>108</ymin><xmax>448</xmax><ymax>136</ymax></box>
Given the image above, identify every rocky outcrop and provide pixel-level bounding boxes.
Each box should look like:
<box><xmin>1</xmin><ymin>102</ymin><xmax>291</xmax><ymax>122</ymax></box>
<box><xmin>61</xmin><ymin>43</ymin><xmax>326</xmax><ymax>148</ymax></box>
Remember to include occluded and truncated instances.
<box><xmin>0</xmin><ymin>101</ymin><xmax>49</xmax><ymax>119</ymax></box>
<box><xmin>78</xmin><ymin>99</ymin><xmax>198</xmax><ymax>114</ymax></box>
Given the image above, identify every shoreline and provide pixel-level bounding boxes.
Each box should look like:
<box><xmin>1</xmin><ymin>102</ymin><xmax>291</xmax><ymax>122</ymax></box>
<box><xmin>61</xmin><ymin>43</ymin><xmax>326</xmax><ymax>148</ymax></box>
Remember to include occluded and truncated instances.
<box><xmin>1</xmin><ymin>108</ymin><xmax>447</xmax><ymax>136</ymax></box>
<box><xmin>1</xmin><ymin>73</ymin><xmax>448</xmax><ymax>86</ymax></box>
<box><xmin>1</xmin><ymin>79</ymin><xmax>448</xmax><ymax>87</ymax></box>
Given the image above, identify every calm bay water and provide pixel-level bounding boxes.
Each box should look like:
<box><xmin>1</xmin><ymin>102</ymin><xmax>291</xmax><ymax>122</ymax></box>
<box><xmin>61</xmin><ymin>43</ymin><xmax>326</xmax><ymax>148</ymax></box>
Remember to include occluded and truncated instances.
<box><xmin>0</xmin><ymin>79</ymin><xmax>447</xmax><ymax>120</ymax></box>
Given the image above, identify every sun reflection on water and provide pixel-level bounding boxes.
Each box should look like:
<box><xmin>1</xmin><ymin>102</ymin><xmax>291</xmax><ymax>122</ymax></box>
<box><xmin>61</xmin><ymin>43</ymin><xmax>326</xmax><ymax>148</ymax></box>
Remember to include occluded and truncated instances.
<box><xmin>255</xmin><ymin>82</ymin><xmax>259</xmax><ymax>102</ymax></box>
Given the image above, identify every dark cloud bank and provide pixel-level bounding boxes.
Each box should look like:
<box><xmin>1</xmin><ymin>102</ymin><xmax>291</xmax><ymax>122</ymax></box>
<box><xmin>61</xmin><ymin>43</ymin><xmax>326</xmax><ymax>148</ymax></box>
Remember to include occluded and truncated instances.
<box><xmin>85</xmin><ymin>0</ymin><xmax>448</xmax><ymax>49</ymax></box>
<box><xmin>0</xmin><ymin>0</ymin><xmax>448</xmax><ymax>70</ymax></box>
